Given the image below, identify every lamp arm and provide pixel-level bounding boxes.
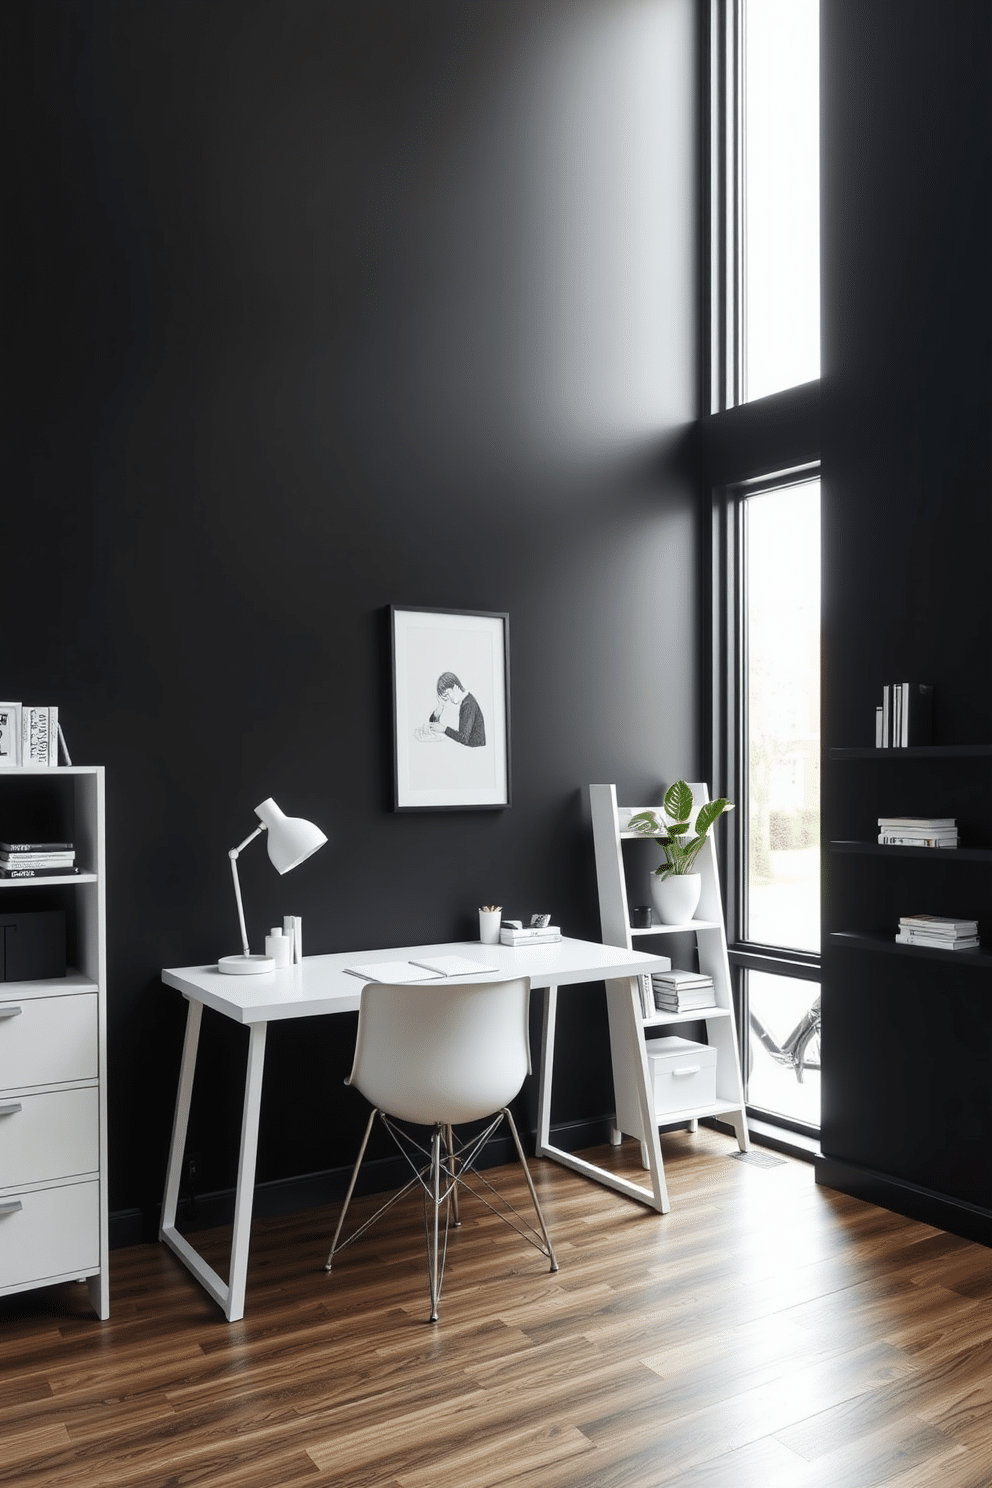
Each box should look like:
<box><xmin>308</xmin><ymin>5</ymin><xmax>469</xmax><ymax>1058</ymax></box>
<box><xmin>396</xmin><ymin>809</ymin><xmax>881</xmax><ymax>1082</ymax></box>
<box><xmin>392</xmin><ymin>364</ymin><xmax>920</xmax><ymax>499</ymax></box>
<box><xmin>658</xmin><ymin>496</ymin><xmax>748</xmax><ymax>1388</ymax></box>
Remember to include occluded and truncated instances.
<box><xmin>228</xmin><ymin>825</ymin><xmax>267</xmax><ymax>958</ymax></box>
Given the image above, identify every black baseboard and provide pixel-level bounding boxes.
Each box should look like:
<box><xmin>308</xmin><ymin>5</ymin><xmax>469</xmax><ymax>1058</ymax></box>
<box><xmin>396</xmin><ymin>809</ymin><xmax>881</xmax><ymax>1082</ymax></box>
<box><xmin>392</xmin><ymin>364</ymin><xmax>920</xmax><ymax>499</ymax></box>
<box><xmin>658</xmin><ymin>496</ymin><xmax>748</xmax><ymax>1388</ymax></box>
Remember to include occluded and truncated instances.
<box><xmin>815</xmin><ymin>1155</ymin><xmax>992</xmax><ymax>1249</ymax></box>
<box><xmin>115</xmin><ymin>1116</ymin><xmax>616</xmax><ymax>1247</ymax></box>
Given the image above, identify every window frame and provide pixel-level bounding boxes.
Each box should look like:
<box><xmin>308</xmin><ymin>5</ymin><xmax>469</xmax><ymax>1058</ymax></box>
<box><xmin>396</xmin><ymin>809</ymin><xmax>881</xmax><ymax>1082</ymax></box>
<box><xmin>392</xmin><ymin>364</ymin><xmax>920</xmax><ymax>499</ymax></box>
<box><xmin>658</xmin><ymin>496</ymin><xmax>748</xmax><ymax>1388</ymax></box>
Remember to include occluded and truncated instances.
<box><xmin>712</xmin><ymin>463</ymin><xmax>822</xmax><ymax>1138</ymax></box>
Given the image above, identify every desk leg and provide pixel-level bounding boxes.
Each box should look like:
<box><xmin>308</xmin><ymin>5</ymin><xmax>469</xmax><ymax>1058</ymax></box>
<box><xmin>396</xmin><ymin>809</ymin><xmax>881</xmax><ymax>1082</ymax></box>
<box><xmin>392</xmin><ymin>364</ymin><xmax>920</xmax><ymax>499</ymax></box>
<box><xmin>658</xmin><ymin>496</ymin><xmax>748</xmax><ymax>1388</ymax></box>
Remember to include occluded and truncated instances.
<box><xmin>226</xmin><ymin>1021</ymin><xmax>267</xmax><ymax>1320</ymax></box>
<box><xmin>534</xmin><ymin>979</ymin><xmax>669</xmax><ymax>1214</ymax></box>
<box><xmin>160</xmin><ymin>1003</ymin><xmax>268</xmax><ymax>1322</ymax></box>
<box><xmin>160</xmin><ymin>997</ymin><xmax>202</xmax><ymax>1239</ymax></box>
<box><xmin>535</xmin><ymin>983</ymin><xmax>558</xmax><ymax>1154</ymax></box>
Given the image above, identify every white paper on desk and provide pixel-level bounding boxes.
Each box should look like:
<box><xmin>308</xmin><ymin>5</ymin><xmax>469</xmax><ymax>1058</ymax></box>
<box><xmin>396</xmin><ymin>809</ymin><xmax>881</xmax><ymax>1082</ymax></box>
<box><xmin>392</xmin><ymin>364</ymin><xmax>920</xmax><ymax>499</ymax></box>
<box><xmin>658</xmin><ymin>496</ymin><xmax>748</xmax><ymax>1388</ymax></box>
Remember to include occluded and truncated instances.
<box><xmin>343</xmin><ymin>960</ymin><xmax>443</xmax><ymax>983</ymax></box>
<box><xmin>409</xmin><ymin>955</ymin><xmax>500</xmax><ymax>977</ymax></box>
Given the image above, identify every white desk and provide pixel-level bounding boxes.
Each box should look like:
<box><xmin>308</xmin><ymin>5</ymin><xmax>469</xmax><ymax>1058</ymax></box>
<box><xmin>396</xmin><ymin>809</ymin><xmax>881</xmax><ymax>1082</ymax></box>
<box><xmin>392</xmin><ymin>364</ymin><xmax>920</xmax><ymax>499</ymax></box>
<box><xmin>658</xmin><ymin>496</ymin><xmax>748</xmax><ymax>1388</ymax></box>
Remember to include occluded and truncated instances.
<box><xmin>160</xmin><ymin>936</ymin><xmax>673</xmax><ymax>1321</ymax></box>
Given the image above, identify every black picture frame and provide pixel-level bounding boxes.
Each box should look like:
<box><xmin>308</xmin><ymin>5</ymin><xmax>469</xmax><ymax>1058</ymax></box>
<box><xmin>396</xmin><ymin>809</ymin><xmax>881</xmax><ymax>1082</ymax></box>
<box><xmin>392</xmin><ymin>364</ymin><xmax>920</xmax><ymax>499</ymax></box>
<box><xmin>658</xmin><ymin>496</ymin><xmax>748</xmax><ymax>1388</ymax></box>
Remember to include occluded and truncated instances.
<box><xmin>389</xmin><ymin>606</ymin><xmax>510</xmax><ymax>811</ymax></box>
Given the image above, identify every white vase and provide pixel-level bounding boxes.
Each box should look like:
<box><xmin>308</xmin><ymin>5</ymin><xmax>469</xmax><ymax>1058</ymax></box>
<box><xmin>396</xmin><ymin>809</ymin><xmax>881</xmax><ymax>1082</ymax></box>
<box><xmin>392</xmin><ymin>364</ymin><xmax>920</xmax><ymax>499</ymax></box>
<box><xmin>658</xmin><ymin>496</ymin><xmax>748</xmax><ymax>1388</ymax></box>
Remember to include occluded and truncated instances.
<box><xmin>650</xmin><ymin>872</ymin><xmax>701</xmax><ymax>926</ymax></box>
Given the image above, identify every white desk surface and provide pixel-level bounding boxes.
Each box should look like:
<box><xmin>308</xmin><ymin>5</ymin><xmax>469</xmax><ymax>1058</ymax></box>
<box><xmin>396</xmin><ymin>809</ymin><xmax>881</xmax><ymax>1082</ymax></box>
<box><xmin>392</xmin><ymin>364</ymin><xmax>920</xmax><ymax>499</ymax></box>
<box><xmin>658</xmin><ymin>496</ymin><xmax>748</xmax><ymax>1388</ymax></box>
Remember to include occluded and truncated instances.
<box><xmin>162</xmin><ymin>936</ymin><xmax>671</xmax><ymax>1026</ymax></box>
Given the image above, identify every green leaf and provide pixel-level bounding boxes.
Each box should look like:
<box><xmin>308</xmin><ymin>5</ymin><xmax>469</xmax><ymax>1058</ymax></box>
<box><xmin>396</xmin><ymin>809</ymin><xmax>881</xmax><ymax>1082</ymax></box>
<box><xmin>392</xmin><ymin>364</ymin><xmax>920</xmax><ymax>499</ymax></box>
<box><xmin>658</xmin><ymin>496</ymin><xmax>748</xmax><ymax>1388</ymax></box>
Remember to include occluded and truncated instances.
<box><xmin>663</xmin><ymin>780</ymin><xmax>693</xmax><ymax>824</ymax></box>
<box><xmin>694</xmin><ymin>797</ymin><xmax>734</xmax><ymax>837</ymax></box>
<box><xmin>627</xmin><ymin>810</ymin><xmax>661</xmax><ymax>835</ymax></box>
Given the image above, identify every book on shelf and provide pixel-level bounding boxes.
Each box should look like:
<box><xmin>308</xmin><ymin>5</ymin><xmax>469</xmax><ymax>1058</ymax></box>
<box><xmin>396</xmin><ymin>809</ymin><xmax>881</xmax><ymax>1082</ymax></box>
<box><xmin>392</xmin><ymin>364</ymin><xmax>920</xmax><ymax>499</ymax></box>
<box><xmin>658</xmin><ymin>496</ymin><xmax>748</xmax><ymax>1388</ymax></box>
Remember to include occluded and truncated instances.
<box><xmin>0</xmin><ymin>840</ymin><xmax>74</xmax><ymax>853</ymax></box>
<box><xmin>877</xmin><ymin>816</ymin><xmax>958</xmax><ymax>847</ymax></box>
<box><xmin>20</xmin><ymin>705</ymin><xmax>59</xmax><ymax>766</ymax></box>
<box><xmin>898</xmin><ymin>914</ymin><xmax>978</xmax><ymax>935</ymax></box>
<box><xmin>879</xmin><ymin>838</ymin><xmax>958</xmax><ymax>848</ymax></box>
<box><xmin>895</xmin><ymin>913</ymin><xmax>979</xmax><ymax>950</ymax></box>
<box><xmin>654</xmin><ymin>991</ymin><xmax>717</xmax><ymax>1011</ymax></box>
<box><xmin>895</xmin><ymin>931</ymin><xmax>979</xmax><ymax>950</ymax></box>
<box><xmin>0</xmin><ymin>852</ymin><xmax>75</xmax><ymax>868</ymax></box>
<box><xmin>877</xmin><ymin>817</ymin><xmax>955</xmax><ymax>829</ymax></box>
<box><xmin>651</xmin><ymin>969</ymin><xmax>713</xmax><ymax>988</ymax></box>
<box><xmin>0</xmin><ymin>865</ymin><xmax>82</xmax><ymax>879</ymax></box>
<box><xmin>652</xmin><ymin>968</ymin><xmax>715</xmax><ymax>1011</ymax></box>
<box><xmin>877</xmin><ymin>683</ymin><xmax>933</xmax><ymax>748</ymax></box>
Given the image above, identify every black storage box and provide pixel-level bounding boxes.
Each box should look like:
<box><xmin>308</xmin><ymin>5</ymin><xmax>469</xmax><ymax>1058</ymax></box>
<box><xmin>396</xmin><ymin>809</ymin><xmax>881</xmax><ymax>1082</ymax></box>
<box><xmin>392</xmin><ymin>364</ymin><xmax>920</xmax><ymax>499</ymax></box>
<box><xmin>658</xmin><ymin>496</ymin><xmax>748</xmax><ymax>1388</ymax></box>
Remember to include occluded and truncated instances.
<box><xmin>0</xmin><ymin>909</ymin><xmax>66</xmax><ymax>982</ymax></box>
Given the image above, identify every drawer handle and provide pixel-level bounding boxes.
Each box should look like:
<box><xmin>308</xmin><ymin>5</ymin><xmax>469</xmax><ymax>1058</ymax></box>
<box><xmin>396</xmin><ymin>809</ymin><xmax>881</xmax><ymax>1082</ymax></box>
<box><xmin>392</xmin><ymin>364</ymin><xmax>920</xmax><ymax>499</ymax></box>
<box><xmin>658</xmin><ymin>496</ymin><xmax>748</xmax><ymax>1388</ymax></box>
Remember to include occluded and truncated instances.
<box><xmin>672</xmin><ymin>1065</ymin><xmax>701</xmax><ymax>1076</ymax></box>
<box><xmin>0</xmin><ymin>1199</ymin><xmax>23</xmax><ymax>1216</ymax></box>
<box><xmin>0</xmin><ymin>1006</ymin><xmax>22</xmax><ymax>1019</ymax></box>
<box><xmin>0</xmin><ymin>1102</ymin><xmax>21</xmax><ymax>1116</ymax></box>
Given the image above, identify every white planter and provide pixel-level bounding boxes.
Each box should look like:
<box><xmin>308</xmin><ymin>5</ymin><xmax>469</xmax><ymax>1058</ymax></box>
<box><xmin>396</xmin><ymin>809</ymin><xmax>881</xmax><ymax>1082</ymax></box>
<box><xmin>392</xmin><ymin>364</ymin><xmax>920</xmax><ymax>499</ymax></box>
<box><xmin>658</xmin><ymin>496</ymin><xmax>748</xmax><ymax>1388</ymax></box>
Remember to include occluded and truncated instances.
<box><xmin>649</xmin><ymin>872</ymin><xmax>701</xmax><ymax>926</ymax></box>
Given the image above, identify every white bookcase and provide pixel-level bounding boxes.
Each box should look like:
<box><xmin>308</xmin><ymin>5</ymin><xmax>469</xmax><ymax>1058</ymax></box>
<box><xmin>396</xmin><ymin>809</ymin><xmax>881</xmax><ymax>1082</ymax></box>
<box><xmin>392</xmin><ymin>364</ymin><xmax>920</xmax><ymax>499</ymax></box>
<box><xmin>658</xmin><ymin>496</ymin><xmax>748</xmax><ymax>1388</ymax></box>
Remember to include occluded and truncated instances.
<box><xmin>590</xmin><ymin>782</ymin><xmax>749</xmax><ymax>1168</ymax></box>
<box><xmin>0</xmin><ymin>766</ymin><xmax>109</xmax><ymax>1318</ymax></box>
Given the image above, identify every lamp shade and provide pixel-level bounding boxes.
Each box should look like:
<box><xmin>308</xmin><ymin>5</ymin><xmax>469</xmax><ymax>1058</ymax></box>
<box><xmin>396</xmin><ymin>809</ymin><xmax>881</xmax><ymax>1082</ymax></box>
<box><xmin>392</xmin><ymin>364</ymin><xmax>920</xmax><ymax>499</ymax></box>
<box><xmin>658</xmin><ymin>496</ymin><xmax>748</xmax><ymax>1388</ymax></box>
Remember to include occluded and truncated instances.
<box><xmin>254</xmin><ymin>797</ymin><xmax>327</xmax><ymax>874</ymax></box>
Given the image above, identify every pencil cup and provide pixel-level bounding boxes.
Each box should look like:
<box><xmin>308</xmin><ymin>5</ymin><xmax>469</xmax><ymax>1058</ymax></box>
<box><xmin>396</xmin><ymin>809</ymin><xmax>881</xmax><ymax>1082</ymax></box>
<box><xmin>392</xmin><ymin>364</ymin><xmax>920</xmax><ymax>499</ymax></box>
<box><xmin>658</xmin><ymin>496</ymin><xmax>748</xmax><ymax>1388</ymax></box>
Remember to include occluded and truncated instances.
<box><xmin>479</xmin><ymin>909</ymin><xmax>501</xmax><ymax>945</ymax></box>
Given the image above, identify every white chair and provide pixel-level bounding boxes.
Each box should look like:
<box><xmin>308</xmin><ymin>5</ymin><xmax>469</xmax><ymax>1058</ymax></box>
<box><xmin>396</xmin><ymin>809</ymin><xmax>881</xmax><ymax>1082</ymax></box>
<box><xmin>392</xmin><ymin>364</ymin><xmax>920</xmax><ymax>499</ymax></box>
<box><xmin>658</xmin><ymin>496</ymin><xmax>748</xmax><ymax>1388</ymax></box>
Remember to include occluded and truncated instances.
<box><xmin>324</xmin><ymin>976</ymin><xmax>559</xmax><ymax>1321</ymax></box>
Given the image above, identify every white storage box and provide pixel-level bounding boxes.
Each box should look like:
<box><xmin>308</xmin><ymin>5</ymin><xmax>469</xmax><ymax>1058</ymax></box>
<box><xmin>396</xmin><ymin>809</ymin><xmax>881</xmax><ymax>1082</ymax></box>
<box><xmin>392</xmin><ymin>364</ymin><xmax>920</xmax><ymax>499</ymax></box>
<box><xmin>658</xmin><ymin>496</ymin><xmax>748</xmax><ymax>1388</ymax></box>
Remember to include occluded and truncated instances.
<box><xmin>646</xmin><ymin>1035</ymin><xmax>717</xmax><ymax>1115</ymax></box>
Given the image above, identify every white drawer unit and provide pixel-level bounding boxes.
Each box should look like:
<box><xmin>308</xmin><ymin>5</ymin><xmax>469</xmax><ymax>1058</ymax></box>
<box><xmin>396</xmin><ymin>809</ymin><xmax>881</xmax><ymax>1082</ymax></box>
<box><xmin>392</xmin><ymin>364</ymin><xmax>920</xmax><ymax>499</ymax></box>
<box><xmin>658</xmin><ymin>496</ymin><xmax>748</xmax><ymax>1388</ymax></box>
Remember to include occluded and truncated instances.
<box><xmin>646</xmin><ymin>1036</ymin><xmax>718</xmax><ymax>1116</ymax></box>
<box><xmin>0</xmin><ymin>767</ymin><xmax>108</xmax><ymax>1317</ymax></box>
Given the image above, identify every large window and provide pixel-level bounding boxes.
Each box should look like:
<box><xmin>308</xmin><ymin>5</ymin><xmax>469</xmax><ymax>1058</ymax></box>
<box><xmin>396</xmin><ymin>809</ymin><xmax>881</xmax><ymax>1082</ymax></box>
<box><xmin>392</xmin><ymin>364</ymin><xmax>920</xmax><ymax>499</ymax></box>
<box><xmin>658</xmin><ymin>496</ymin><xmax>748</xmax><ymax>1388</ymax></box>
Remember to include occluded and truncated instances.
<box><xmin>709</xmin><ymin>2</ymin><xmax>822</xmax><ymax>1144</ymax></box>
<box><xmin>743</xmin><ymin>479</ymin><xmax>819</xmax><ymax>952</ymax></box>
<box><xmin>711</xmin><ymin>0</ymin><xmax>820</xmax><ymax>408</ymax></box>
<box><xmin>740</xmin><ymin>475</ymin><xmax>820</xmax><ymax>1131</ymax></box>
<box><xmin>742</xmin><ymin>0</ymin><xmax>820</xmax><ymax>400</ymax></box>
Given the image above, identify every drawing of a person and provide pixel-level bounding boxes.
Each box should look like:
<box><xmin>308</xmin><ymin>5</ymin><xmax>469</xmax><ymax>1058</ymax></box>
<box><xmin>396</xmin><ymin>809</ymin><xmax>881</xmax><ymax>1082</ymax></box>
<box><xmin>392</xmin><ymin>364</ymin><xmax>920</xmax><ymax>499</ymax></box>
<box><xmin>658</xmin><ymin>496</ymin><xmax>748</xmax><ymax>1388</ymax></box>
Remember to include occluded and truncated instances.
<box><xmin>429</xmin><ymin>672</ymin><xmax>486</xmax><ymax>747</ymax></box>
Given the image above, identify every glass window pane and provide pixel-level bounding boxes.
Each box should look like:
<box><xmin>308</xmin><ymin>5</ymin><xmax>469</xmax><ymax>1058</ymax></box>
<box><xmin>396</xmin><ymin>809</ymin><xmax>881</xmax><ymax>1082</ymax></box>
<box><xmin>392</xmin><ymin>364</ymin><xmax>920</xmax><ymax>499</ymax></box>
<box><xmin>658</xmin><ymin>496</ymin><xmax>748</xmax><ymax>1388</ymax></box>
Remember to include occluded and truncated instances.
<box><xmin>744</xmin><ymin>480</ymin><xmax>820</xmax><ymax>952</ymax></box>
<box><xmin>746</xmin><ymin>970</ymin><xmax>820</xmax><ymax>1127</ymax></box>
<box><xmin>743</xmin><ymin>0</ymin><xmax>820</xmax><ymax>401</ymax></box>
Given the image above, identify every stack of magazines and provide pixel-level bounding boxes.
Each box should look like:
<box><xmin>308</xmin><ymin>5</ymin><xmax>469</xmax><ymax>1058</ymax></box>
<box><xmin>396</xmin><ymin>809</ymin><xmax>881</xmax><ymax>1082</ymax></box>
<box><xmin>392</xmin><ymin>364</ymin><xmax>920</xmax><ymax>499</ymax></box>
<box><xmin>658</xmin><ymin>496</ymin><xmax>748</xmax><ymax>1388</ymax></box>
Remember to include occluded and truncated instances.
<box><xmin>0</xmin><ymin>840</ymin><xmax>77</xmax><ymax>879</ymax></box>
<box><xmin>878</xmin><ymin>816</ymin><xmax>958</xmax><ymax>848</ymax></box>
<box><xmin>895</xmin><ymin>914</ymin><xmax>978</xmax><ymax>950</ymax></box>
<box><xmin>652</xmin><ymin>968</ymin><xmax>716</xmax><ymax>1013</ymax></box>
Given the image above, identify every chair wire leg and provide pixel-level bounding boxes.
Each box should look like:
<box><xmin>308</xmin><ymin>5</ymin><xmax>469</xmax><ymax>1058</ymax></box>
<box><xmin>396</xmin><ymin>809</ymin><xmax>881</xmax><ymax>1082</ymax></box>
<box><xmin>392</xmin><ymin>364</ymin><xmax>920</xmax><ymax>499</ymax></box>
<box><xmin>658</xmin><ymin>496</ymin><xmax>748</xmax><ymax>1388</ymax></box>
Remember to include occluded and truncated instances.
<box><xmin>324</xmin><ymin>1106</ymin><xmax>378</xmax><ymax>1271</ymax></box>
<box><xmin>503</xmin><ymin>1107</ymin><xmax>559</xmax><ymax>1272</ymax></box>
<box><xmin>427</xmin><ymin>1125</ymin><xmax>444</xmax><ymax>1322</ymax></box>
<box><xmin>445</xmin><ymin>1124</ymin><xmax>461</xmax><ymax>1226</ymax></box>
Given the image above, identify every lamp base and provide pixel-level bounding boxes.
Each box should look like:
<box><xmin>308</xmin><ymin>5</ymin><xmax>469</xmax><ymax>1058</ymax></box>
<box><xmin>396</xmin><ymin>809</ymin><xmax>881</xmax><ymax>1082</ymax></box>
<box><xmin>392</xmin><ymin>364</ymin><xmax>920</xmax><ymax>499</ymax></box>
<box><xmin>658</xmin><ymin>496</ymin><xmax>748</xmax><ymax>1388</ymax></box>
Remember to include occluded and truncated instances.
<box><xmin>218</xmin><ymin>953</ymin><xmax>276</xmax><ymax>976</ymax></box>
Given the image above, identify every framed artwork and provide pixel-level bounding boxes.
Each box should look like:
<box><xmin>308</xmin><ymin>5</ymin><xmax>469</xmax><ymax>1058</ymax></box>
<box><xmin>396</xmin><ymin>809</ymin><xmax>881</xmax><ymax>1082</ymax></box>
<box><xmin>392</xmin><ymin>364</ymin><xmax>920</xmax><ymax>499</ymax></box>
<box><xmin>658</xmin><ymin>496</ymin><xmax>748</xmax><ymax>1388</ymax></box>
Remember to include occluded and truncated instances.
<box><xmin>390</xmin><ymin>606</ymin><xmax>510</xmax><ymax>810</ymax></box>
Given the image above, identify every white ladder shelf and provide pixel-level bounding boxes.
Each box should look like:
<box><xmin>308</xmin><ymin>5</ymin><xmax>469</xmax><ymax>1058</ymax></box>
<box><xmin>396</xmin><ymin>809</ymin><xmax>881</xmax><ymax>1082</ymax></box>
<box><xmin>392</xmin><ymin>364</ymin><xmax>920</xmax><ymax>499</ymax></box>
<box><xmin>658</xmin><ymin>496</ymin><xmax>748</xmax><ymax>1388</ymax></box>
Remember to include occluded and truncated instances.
<box><xmin>590</xmin><ymin>782</ymin><xmax>749</xmax><ymax>1172</ymax></box>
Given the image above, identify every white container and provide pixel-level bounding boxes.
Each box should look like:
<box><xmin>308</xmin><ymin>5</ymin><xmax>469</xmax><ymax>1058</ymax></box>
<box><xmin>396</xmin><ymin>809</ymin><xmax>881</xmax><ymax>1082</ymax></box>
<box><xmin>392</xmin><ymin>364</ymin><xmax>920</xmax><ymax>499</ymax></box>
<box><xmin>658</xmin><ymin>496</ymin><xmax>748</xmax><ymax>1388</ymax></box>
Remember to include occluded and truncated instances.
<box><xmin>645</xmin><ymin>1035</ymin><xmax>717</xmax><ymax>1115</ymax></box>
<box><xmin>479</xmin><ymin>909</ymin><xmax>502</xmax><ymax>946</ymax></box>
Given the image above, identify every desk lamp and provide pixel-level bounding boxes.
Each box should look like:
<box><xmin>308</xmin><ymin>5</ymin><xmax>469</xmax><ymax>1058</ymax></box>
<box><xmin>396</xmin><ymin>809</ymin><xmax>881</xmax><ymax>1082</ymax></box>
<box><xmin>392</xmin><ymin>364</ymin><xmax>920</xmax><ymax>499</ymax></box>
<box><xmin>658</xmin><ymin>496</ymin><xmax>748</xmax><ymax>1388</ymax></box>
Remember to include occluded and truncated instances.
<box><xmin>218</xmin><ymin>797</ymin><xmax>327</xmax><ymax>975</ymax></box>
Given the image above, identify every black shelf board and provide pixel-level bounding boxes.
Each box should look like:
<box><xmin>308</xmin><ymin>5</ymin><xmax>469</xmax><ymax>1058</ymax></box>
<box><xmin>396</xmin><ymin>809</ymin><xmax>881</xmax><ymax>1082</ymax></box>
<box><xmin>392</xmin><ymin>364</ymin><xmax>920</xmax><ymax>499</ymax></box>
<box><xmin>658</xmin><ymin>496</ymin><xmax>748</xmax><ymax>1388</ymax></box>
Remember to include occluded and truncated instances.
<box><xmin>829</xmin><ymin>841</ymin><xmax>992</xmax><ymax>862</ymax></box>
<box><xmin>829</xmin><ymin>745</ymin><xmax>992</xmax><ymax>760</ymax></box>
<box><xmin>828</xmin><ymin>930</ymin><xmax>992</xmax><ymax>967</ymax></box>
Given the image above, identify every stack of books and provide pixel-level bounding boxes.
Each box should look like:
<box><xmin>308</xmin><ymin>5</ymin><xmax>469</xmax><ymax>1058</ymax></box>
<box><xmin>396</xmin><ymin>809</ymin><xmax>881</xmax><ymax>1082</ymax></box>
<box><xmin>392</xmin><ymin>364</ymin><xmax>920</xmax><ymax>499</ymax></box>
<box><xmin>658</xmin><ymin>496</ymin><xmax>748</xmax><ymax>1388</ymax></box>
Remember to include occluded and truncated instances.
<box><xmin>499</xmin><ymin>923</ymin><xmax>562</xmax><ymax>946</ymax></box>
<box><xmin>0</xmin><ymin>840</ymin><xmax>77</xmax><ymax>879</ymax></box>
<box><xmin>895</xmin><ymin>914</ymin><xmax>979</xmax><ymax>950</ymax></box>
<box><xmin>877</xmin><ymin>816</ymin><xmax>958</xmax><ymax>848</ymax></box>
<box><xmin>652</xmin><ymin>968</ymin><xmax>716</xmax><ymax>1013</ymax></box>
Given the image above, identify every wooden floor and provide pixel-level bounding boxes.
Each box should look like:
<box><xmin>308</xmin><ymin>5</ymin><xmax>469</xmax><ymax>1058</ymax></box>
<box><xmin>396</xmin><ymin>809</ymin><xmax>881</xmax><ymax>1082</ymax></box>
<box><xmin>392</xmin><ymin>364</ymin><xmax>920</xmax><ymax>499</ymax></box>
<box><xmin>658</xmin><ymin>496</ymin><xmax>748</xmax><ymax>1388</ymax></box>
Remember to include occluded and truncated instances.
<box><xmin>3</xmin><ymin>1130</ymin><xmax>992</xmax><ymax>1487</ymax></box>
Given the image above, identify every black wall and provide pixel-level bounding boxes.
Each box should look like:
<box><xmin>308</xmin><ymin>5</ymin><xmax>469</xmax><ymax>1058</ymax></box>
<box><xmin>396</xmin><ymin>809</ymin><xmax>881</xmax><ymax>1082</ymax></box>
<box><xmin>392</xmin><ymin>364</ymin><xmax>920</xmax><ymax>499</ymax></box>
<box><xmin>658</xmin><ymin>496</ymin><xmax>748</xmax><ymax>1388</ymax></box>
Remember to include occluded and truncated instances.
<box><xmin>819</xmin><ymin>1</ymin><xmax>992</xmax><ymax>1237</ymax></box>
<box><xmin>2</xmin><ymin>0</ymin><xmax>700</xmax><ymax>1235</ymax></box>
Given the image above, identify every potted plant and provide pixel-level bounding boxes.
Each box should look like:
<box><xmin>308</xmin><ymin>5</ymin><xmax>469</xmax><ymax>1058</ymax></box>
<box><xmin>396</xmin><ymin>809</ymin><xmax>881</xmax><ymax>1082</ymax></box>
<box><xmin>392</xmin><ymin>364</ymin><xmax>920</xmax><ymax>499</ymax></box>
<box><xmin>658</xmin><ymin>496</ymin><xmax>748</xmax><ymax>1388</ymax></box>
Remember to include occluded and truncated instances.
<box><xmin>627</xmin><ymin>780</ymin><xmax>734</xmax><ymax>925</ymax></box>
